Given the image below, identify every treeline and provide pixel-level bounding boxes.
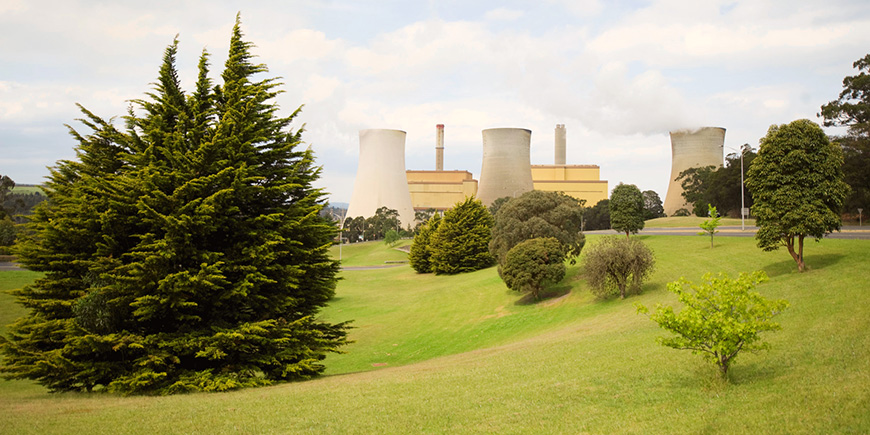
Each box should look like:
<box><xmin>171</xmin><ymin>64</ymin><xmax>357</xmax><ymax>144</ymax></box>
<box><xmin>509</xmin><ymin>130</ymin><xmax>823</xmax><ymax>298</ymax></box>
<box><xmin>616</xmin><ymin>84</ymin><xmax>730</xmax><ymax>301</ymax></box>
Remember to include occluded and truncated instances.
<box><xmin>0</xmin><ymin>175</ymin><xmax>47</xmax><ymax>252</ymax></box>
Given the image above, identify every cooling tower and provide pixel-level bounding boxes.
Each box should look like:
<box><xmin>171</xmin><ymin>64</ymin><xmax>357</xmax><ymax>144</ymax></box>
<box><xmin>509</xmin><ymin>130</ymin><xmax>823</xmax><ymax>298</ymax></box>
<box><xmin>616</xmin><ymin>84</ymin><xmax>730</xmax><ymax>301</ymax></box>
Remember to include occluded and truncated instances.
<box><xmin>345</xmin><ymin>129</ymin><xmax>416</xmax><ymax>229</ymax></box>
<box><xmin>555</xmin><ymin>124</ymin><xmax>566</xmax><ymax>165</ymax></box>
<box><xmin>435</xmin><ymin>124</ymin><xmax>445</xmax><ymax>171</ymax></box>
<box><xmin>663</xmin><ymin>127</ymin><xmax>726</xmax><ymax>216</ymax></box>
<box><xmin>477</xmin><ymin>128</ymin><xmax>534</xmax><ymax>206</ymax></box>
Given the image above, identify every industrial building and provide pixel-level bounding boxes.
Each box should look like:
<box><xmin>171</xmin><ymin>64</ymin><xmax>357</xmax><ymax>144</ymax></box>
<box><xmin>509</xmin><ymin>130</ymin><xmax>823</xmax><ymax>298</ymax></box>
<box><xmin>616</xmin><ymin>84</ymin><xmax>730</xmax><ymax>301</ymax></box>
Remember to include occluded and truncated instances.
<box><xmin>662</xmin><ymin>127</ymin><xmax>725</xmax><ymax>216</ymax></box>
<box><xmin>404</xmin><ymin>124</ymin><xmax>608</xmax><ymax>211</ymax></box>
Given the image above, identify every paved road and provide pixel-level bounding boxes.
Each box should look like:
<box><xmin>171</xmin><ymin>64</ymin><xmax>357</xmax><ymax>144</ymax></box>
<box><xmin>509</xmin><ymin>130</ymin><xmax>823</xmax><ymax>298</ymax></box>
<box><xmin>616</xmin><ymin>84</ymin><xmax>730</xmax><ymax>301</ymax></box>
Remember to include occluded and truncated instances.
<box><xmin>586</xmin><ymin>226</ymin><xmax>870</xmax><ymax>240</ymax></box>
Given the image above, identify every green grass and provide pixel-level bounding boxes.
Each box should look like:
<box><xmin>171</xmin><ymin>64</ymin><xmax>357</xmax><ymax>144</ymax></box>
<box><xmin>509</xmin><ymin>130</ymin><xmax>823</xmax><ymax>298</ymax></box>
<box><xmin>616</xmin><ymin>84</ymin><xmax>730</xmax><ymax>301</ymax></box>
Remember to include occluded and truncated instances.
<box><xmin>645</xmin><ymin>216</ymin><xmax>756</xmax><ymax>227</ymax></box>
<box><xmin>328</xmin><ymin>239</ymin><xmax>412</xmax><ymax>267</ymax></box>
<box><xmin>0</xmin><ymin>236</ymin><xmax>868</xmax><ymax>433</ymax></box>
<box><xmin>10</xmin><ymin>185</ymin><xmax>44</xmax><ymax>195</ymax></box>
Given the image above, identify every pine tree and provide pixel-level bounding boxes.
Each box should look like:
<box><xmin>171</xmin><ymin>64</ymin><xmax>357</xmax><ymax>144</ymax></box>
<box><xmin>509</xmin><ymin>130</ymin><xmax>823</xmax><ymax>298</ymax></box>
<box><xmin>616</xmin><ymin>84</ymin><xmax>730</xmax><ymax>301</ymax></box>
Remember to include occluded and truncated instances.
<box><xmin>1</xmin><ymin>16</ymin><xmax>348</xmax><ymax>394</ymax></box>
<box><xmin>430</xmin><ymin>197</ymin><xmax>495</xmax><ymax>275</ymax></box>
<box><xmin>409</xmin><ymin>214</ymin><xmax>441</xmax><ymax>273</ymax></box>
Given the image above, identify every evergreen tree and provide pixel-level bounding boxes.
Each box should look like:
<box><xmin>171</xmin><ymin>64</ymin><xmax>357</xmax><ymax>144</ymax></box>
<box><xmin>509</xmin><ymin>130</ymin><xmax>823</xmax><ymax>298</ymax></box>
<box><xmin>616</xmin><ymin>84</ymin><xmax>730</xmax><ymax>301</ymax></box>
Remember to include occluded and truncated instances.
<box><xmin>409</xmin><ymin>214</ymin><xmax>441</xmax><ymax>273</ymax></box>
<box><xmin>430</xmin><ymin>197</ymin><xmax>495</xmax><ymax>275</ymax></box>
<box><xmin>1</xmin><ymin>16</ymin><xmax>348</xmax><ymax>394</ymax></box>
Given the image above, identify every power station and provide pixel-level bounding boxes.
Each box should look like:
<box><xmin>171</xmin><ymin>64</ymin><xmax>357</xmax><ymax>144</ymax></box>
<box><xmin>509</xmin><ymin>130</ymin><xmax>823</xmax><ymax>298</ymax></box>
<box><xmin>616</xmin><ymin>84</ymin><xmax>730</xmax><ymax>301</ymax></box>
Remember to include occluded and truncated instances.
<box><xmin>663</xmin><ymin>127</ymin><xmax>726</xmax><ymax>216</ymax></box>
<box><xmin>347</xmin><ymin>123</ymin><xmax>722</xmax><ymax>226</ymax></box>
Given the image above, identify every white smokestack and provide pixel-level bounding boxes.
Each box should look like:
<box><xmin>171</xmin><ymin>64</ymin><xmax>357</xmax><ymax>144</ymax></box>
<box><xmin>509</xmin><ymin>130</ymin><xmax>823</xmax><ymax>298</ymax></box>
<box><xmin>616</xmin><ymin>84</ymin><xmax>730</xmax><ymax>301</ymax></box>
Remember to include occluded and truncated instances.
<box><xmin>555</xmin><ymin>124</ymin><xmax>566</xmax><ymax>165</ymax></box>
<box><xmin>436</xmin><ymin>124</ymin><xmax>444</xmax><ymax>171</ymax></box>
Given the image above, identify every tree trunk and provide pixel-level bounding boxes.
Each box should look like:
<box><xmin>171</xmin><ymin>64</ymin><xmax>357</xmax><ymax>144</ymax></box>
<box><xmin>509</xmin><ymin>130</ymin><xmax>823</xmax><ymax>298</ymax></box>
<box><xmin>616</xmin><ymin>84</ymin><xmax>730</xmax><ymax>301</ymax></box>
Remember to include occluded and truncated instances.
<box><xmin>785</xmin><ymin>235</ymin><xmax>803</xmax><ymax>271</ymax></box>
<box><xmin>797</xmin><ymin>234</ymin><xmax>805</xmax><ymax>272</ymax></box>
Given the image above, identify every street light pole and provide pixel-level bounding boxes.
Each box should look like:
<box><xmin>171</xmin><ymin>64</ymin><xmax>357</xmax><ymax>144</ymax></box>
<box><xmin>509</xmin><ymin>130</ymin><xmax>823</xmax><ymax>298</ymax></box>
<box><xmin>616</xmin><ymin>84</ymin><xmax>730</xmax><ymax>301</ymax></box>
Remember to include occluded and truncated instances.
<box><xmin>725</xmin><ymin>145</ymin><xmax>747</xmax><ymax>231</ymax></box>
<box><xmin>740</xmin><ymin>149</ymin><xmax>745</xmax><ymax>231</ymax></box>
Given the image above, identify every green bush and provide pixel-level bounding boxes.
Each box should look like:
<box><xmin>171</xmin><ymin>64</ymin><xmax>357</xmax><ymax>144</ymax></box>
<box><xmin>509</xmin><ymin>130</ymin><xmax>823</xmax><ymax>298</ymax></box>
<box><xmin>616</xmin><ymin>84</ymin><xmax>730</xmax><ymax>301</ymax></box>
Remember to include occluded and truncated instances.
<box><xmin>501</xmin><ymin>237</ymin><xmax>566</xmax><ymax>300</ymax></box>
<box><xmin>637</xmin><ymin>271</ymin><xmax>788</xmax><ymax>379</ymax></box>
<box><xmin>584</xmin><ymin>236</ymin><xmax>655</xmax><ymax>299</ymax></box>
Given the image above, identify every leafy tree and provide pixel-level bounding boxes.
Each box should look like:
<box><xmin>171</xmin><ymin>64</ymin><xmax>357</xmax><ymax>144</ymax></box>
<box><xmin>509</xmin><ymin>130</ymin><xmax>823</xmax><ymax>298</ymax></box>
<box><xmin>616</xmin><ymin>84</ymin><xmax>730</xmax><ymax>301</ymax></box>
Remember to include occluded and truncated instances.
<box><xmin>430</xmin><ymin>197</ymin><xmax>495</xmax><ymax>275</ymax></box>
<box><xmin>698</xmin><ymin>204</ymin><xmax>721</xmax><ymax>248</ymax></box>
<box><xmin>819</xmin><ymin>53</ymin><xmax>870</xmax><ymax>215</ymax></box>
<box><xmin>637</xmin><ymin>271</ymin><xmax>789</xmax><ymax>379</ymax></box>
<box><xmin>0</xmin><ymin>17</ymin><xmax>349</xmax><ymax>394</ymax></box>
<box><xmin>583</xmin><ymin>199</ymin><xmax>610</xmax><ymax>231</ymax></box>
<box><xmin>583</xmin><ymin>236</ymin><xmax>655</xmax><ymax>299</ymax></box>
<box><xmin>745</xmin><ymin>119</ymin><xmax>849</xmax><ymax>272</ymax></box>
<box><xmin>361</xmin><ymin>206</ymin><xmax>400</xmax><ymax>241</ymax></box>
<box><xmin>489</xmin><ymin>190</ymin><xmax>585</xmax><ymax>274</ymax></box>
<box><xmin>384</xmin><ymin>229</ymin><xmax>400</xmax><ymax>246</ymax></box>
<box><xmin>0</xmin><ymin>175</ymin><xmax>13</xmax><ymax>219</ymax></box>
<box><xmin>488</xmin><ymin>196</ymin><xmax>512</xmax><ymax>217</ymax></box>
<box><xmin>409</xmin><ymin>214</ymin><xmax>441</xmax><ymax>273</ymax></box>
<box><xmin>676</xmin><ymin>146</ymin><xmax>756</xmax><ymax>218</ymax></box>
<box><xmin>501</xmin><ymin>237</ymin><xmax>566</xmax><ymax>300</ymax></box>
<box><xmin>0</xmin><ymin>217</ymin><xmax>15</xmax><ymax>251</ymax></box>
<box><xmin>609</xmin><ymin>183</ymin><xmax>644</xmax><ymax>238</ymax></box>
<box><xmin>642</xmin><ymin>190</ymin><xmax>666</xmax><ymax>220</ymax></box>
<box><xmin>343</xmin><ymin>216</ymin><xmax>365</xmax><ymax>243</ymax></box>
<box><xmin>672</xmin><ymin>208</ymin><xmax>691</xmax><ymax>217</ymax></box>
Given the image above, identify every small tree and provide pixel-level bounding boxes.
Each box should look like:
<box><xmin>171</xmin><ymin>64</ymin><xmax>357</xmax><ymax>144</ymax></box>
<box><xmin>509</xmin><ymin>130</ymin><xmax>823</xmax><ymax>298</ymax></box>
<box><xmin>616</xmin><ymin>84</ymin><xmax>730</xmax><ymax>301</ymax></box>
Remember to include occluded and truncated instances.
<box><xmin>642</xmin><ymin>190</ymin><xmax>666</xmax><ymax>220</ymax></box>
<box><xmin>489</xmin><ymin>190</ymin><xmax>585</xmax><ymax>271</ymax></box>
<box><xmin>584</xmin><ymin>236</ymin><xmax>655</xmax><ymax>299</ymax></box>
<box><xmin>384</xmin><ymin>229</ymin><xmax>400</xmax><ymax>246</ymax></box>
<box><xmin>698</xmin><ymin>204</ymin><xmax>721</xmax><ymax>248</ymax></box>
<box><xmin>637</xmin><ymin>271</ymin><xmax>789</xmax><ymax>379</ymax></box>
<box><xmin>609</xmin><ymin>183</ymin><xmax>645</xmax><ymax>238</ymax></box>
<box><xmin>430</xmin><ymin>197</ymin><xmax>495</xmax><ymax>275</ymax></box>
<box><xmin>745</xmin><ymin>119</ymin><xmax>850</xmax><ymax>272</ymax></box>
<box><xmin>583</xmin><ymin>199</ymin><xmax>610</xmax><ymax>231</ymax></box>
<box><xmin>409</xmin><ymin>214</ymin><xmax>440</xmax><ymax>273</ymax></box>
<box><xmin>501</xmin><ymin>237</ymin><xmax>566</xmax><ymax>300</ymax></box>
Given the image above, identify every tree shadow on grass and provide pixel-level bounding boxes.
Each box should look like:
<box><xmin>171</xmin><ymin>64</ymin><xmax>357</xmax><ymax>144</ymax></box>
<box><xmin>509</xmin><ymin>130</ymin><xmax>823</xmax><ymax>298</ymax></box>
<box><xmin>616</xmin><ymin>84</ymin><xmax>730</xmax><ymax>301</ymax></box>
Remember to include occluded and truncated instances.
<box><xmin>762</xmin><ymin>253</ymin><xmax>845</xmax><ymax>278</ymax></box>
<box><xmin>513</xmin><ymin>283</ymin><xmax>572</xmax><ymax>306</ymax></box>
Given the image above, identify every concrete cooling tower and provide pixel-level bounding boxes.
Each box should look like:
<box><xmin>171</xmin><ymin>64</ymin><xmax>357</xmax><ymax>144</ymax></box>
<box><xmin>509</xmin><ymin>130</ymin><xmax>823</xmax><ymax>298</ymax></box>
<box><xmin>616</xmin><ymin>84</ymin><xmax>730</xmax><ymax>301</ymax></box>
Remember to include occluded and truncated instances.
<box><xmin>663</xmin><ymin>127</ymin><xmax>726</xmax><ymax>216</ymax></box>
<box><xmin>477</xmin><ymin>128</ymin><xmax>534</xmax><ymax>206</ymax></box>
<box><xmin>345</xmin><ymin>129</ymin><xmax>416</xmax><ymax>229</ymax></box>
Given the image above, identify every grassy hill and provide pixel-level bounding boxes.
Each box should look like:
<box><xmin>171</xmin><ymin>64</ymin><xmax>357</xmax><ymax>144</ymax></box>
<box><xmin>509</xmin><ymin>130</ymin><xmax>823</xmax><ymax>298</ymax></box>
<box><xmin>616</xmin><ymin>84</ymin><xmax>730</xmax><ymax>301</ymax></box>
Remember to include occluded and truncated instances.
<box><xmin>0</xmin><ymin>235</ymin><xmax>868</xmax><ymax>433</ymax></box>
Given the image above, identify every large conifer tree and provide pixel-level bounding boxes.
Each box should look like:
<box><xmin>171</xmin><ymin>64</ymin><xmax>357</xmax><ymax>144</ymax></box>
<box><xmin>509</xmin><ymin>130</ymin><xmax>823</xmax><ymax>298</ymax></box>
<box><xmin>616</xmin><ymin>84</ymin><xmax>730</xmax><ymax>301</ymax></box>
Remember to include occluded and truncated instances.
<box><xmin>1</xmin><ymin>16</ymin><xmax>348</xmax><ymax>394</ymax></box>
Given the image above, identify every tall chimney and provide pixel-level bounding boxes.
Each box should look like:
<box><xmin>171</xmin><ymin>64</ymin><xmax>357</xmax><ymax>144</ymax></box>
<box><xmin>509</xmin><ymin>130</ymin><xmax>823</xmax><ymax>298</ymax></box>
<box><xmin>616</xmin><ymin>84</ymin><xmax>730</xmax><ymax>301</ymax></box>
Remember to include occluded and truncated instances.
<box><xmin>555</xmin><ymin>124</ymin><xmax>566</xmax><ymax>165</ymax></box>
<box><xmin>436</xmin><ymin>124</ymin><xmax>445</xmax><ymax>171</ymax></box>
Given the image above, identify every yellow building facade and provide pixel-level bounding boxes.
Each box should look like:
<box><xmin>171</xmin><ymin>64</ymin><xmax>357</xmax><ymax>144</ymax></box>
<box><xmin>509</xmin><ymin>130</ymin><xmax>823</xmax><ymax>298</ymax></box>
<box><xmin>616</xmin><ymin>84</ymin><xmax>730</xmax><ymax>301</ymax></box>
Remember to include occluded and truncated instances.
<box><xmin>406</xmin><ymin>170</ymin><xmax>479</xmax><ymax>211</ymax></box>
<box><xmin>406</xmin><ymin>165</ymin><xmax>608</xmax><ymax>211</ymax></box>
<box><xmin>531</xmin><ymin>164</ymin><xmax>609</xmax><ymax>206</ymax></box>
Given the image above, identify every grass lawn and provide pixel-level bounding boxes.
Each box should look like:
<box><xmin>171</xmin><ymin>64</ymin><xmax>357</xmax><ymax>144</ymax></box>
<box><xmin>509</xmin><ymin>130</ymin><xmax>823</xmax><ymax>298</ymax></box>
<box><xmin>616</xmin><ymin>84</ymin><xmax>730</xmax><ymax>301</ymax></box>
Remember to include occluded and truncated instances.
<box><xmin>644</xmin><ymin>216</ymin><xmax>756</xmax><ymax>228</ymax></box>
<box><xmin>0</xmin><ymin>235</ymin><xmax>868</xmax><ymax>433</ymax></box>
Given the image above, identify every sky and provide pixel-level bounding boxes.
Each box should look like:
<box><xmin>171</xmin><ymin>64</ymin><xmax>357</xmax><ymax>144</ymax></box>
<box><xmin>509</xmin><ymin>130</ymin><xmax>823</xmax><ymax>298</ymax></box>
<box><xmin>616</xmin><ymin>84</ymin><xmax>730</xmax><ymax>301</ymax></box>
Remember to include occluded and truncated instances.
<box><xmin>2</xmin><ymin>0</ymin><xmax>869</xmax><ymax>204</ymax></box>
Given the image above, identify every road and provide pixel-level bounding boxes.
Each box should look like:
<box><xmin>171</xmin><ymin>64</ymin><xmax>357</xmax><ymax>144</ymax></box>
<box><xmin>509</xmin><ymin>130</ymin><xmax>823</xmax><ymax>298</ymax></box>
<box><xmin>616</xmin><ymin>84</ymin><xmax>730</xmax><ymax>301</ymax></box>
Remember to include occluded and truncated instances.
<box><xmin>586</xmin><ymin>226</ymin><xmax>870</xmax><ymax>240</ymax></box>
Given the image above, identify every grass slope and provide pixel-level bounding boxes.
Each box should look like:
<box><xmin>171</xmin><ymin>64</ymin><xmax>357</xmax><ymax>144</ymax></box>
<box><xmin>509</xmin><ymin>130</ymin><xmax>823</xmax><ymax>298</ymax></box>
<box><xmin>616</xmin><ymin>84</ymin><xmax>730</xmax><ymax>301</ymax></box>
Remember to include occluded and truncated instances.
<box><xmin>0</xmin><ymin>236</ymin><xmax>868</xmax><ymax>433</ymax></box>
